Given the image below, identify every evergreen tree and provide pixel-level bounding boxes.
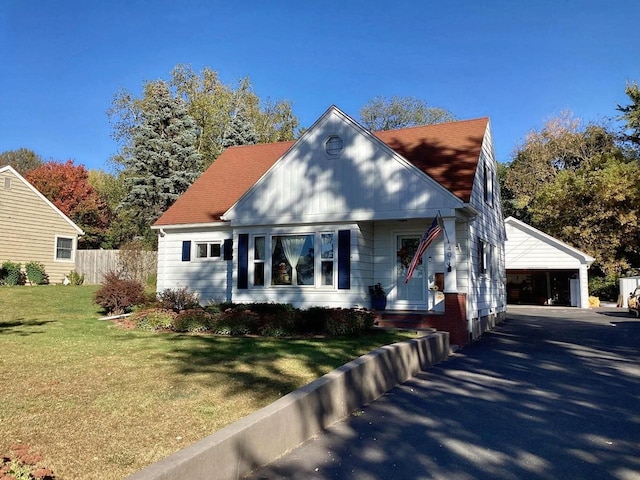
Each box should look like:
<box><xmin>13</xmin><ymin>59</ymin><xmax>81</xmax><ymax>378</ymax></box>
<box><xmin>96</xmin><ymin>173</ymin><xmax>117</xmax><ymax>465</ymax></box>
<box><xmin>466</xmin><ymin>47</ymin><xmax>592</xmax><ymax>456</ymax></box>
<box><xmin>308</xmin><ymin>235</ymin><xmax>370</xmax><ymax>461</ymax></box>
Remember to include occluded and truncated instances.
<box><xmin>118</xmin><ymin>81</ymin><xmax>201</xmax><ymax>238</ymax></box>
<box><xmin>617</xmin><ymin>81</ymin><xmax>640</xmax><ymax>152</ymax></box>
<box><xmin>222</xmin><ymin>107</ymin><xmax>258</xmax><ymax>148</ymax></box>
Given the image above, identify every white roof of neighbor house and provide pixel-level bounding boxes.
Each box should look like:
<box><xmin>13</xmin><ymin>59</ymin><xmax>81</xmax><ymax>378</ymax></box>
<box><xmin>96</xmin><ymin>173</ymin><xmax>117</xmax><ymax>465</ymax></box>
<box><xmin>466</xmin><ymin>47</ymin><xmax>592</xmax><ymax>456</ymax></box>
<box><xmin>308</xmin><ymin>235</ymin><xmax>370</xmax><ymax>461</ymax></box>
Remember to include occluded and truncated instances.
<box><xmin>504</xmin><ymin>216</ymin><xmax>594</xmax><ymax>270</ymax></box>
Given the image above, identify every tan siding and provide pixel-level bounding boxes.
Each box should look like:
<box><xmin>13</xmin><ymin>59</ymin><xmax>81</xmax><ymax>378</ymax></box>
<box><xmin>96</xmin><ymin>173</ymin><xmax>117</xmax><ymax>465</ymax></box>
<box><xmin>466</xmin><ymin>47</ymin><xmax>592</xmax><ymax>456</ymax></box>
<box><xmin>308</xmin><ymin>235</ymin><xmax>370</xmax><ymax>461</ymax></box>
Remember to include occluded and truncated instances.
<box><xmin>0</xmin><ymin>169</ymin><xmax>79</xmax><ymax>283</ymax></box>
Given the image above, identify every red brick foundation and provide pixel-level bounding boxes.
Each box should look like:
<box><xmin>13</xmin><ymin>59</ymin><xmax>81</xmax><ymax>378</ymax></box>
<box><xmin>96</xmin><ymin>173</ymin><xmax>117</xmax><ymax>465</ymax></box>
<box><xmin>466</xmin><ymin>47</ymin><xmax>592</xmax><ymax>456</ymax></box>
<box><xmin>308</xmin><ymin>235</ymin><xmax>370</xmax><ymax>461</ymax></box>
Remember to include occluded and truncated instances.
<box><xmin>375</xmin><ymin>293</ymin><xmax>470</xmax><ymax>347</ymax></box>
<box><xmin>443</xmin><ymin>293</ymin><xmax>469</xmax><ymax>346</ymax></box>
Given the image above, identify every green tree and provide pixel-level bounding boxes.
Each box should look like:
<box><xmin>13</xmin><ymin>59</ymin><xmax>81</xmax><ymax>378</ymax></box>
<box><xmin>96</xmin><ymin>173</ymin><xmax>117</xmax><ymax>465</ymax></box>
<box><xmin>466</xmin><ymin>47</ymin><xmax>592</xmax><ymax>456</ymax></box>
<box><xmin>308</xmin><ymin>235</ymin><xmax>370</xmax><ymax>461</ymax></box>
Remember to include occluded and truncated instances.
<box><xmin>109</xmin><ymin>65</ymin><xmax>299</xmax><ymax>170</ymax></box>
<box><xmin>617</xmin><ymin>81</ymin><xmax>640</xmax><ymax>152</ymax></box>
<box><xmin>222</xmin><ymin>107</ymin><xmax>258</xmax><ymax>148</ymax></box>
<box><xmin>118</xmin><ymin>81</ymin><xmax>201</xmax><ymax>242</ymax></box>
<box><xmin>359</xmin><ymin>96</ymin><xmax>456</xmax><ymax>131</ymax></box>
<box><xmin>0</xmin><ymin>148</ymin><xmax>43</xmax><ymax>174</ymax></box>
<box><xmin>171</xmin><ymin>65</ymin><xmax>298</xmax><ymax>166</ymax></box>
<box><xmin>503</xmin><ymin>112</ymin><xmax>617</xmax><ymax>219</ymax></box>
<box><xmin>530</xmin><ymin>152</ymin><xmax>640</xmax><ymax>275</ymax></box>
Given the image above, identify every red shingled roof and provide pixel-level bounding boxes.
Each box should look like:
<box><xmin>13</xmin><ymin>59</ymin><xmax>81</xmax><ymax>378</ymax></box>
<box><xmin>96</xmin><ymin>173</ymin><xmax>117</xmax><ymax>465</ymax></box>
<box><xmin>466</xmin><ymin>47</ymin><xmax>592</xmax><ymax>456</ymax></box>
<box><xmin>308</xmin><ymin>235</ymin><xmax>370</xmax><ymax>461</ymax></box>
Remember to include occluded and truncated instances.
<box><xmin>374</xmin><ymin>117</ymin><xmax>488</xmax><ymax>202</ymax></box>
<box><xmin>154</xmin><ymin>141</ymin><xmax>294</xmax><ymax>226</ymax></box>
<box><xmin>154</xmin><ymin>117</ymin><xmax>488</xmax><ymax>227</ymax></box>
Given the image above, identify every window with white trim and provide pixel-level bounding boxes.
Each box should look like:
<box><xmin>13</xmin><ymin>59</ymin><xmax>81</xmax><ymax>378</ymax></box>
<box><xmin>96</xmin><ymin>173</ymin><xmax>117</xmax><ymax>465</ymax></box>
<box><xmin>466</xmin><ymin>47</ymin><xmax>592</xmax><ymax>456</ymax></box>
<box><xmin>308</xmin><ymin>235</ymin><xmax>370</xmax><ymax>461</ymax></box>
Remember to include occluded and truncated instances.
<box><xmin>55</xmin><ymin>236</ymin><xmax>74</xmax><ymax>261</ymax></box>
<box><xmin>253</xmin><ymin>236</ymin><xmax>266</xmax><ymax>286</ymax></box>
<box><xmin>479</xmin><ymin>240</ymin><xmax>493</xmax><ymax>276</ymax></box>
<box><xmin>320</xmin><ymin>233</ymin><xmax>335</xmax><ymax>286</ymax></box>
<box><xmin>249</xmin><ymin>232</ymin><xmax>338</xmax><ymax>287</ymax></box>
<box><xmin>195</xmin><ymin>241</ymin><xmax>222</xmax><ymax>260</ymax></box>
<box><xmin>272</xmin><ymin>234</ymin><xmax>315</xmax><ymax>286</ymax></box>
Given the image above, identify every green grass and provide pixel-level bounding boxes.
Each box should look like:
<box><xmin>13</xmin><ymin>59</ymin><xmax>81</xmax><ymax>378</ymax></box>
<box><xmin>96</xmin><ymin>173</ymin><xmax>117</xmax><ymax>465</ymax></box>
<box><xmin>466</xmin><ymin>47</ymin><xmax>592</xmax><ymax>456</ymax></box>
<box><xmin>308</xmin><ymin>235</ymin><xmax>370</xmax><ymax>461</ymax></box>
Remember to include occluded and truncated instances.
<box><xmin>0</xmin><ymin>286</ymin><xmax>417</xmax><ymax>480</ymax></box>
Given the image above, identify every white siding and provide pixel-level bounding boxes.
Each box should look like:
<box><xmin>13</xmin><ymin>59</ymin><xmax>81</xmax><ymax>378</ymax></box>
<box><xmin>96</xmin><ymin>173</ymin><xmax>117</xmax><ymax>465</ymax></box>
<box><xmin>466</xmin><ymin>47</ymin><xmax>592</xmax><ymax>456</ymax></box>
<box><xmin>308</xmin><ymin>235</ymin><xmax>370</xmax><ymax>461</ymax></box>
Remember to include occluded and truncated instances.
<box><xmin>505</xmin><ymin>223</ymin><xmax>588</xmax><ymax>269</ymax></box>
<box><xmin>156</xmin><ymin>227</ymin><xmax>232</xmax><ymax>304</ymax></box>
<box><xmin>226</xmin><ymin>109</ymin><xmax>461</xmax><ymax>226</ymax></box>
<box><xmin>466</xmin><ymin>123</ymin><xmax>507</xmax><ymax>337</ymax></box>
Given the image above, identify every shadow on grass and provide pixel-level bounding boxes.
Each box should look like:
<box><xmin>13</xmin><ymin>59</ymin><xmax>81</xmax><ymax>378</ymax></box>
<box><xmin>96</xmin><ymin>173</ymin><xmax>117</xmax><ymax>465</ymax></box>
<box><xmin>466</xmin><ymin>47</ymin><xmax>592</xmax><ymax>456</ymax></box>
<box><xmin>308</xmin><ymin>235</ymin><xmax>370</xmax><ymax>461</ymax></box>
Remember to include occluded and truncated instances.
<box><xmin>0</xmin><ymin>319</ymin><xmax>57</xmax><ymax>336</ymax></box>
<box><xmin>147</xmin><ymin>330</ymin><xmax>408</xmax><ymax>406</ymax></box>
<box><xmin>245</xmin><ymin>308</ymin><xmax>640</xmax><ymax>479</ymax></box>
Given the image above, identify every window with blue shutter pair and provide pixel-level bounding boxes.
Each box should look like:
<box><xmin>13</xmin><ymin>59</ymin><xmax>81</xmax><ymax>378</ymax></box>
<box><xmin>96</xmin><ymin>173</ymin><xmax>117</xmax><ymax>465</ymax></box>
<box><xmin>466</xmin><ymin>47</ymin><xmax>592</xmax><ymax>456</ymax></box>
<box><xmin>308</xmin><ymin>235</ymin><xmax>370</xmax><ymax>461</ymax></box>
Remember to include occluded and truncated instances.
<box><xmin>236</xmin><ymin>230</ymin><xmax>350</xmax><ymax>289</ymax></box>
<box><xmin>182</xmin><ymin>240</ymin><xmax>232</xmax><ymax>262</ymax></box>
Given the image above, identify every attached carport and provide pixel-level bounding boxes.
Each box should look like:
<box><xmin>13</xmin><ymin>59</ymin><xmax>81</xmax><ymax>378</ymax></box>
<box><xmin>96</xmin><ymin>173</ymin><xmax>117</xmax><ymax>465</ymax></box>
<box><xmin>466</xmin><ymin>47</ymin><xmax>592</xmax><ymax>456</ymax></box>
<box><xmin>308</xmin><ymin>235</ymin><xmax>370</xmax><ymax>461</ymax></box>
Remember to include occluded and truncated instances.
<box><xmin>504</xmin><ymin>217</ymin><xmax>595</xmax><ymax>308</ymax></box>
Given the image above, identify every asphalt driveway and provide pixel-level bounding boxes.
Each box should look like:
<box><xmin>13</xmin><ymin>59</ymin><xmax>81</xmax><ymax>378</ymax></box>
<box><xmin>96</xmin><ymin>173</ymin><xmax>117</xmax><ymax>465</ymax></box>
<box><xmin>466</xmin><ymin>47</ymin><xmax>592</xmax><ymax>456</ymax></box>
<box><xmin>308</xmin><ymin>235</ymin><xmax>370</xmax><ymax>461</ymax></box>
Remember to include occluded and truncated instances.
<box><xmin>246</xmin><ymin>306</ymin><xmax>640</xmax><ymax>480</ymax></box>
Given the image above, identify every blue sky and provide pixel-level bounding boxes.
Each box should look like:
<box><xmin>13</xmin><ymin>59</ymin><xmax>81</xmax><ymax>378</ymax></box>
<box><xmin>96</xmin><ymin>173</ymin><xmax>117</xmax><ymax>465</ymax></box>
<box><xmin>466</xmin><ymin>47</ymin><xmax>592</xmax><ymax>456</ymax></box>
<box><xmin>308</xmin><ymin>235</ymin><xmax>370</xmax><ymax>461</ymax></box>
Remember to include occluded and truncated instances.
<box><xmin>2</xmin><ymin>1</ymin><xmax>639</xmax><ymax>171</ymax></box>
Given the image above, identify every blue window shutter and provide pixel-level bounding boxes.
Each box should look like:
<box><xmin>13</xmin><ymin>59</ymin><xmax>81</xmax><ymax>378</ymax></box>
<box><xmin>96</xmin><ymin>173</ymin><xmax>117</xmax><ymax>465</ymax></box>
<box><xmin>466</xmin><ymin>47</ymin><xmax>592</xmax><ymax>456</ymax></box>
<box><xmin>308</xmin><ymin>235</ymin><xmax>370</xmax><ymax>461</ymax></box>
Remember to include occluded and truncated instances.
<box><xmin>182</xmin><ymin>241</ymin><xmax>191</xmax><ymax>262</ymax></box>
<box><xmin>238</xmin><ymin>234</ymin><xmax>249</xmax><ymax>289</ymax></box>
<box><xmin>223</xmin><ymin>239</ymin><xmax>233</xmax><ymax>261</ymax></box>
<box><xmin>338</xmin><ymin>229</ymin><xmax>351</xmax><ymax>290</ymax></box>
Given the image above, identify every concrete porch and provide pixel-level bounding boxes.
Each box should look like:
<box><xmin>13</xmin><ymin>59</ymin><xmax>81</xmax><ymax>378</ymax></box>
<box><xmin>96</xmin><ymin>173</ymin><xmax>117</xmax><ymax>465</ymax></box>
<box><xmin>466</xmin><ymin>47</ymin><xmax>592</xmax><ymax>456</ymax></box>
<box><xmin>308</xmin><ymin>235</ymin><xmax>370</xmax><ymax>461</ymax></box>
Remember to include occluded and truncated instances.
<box><xmin>374</xmin><ymin>293</ymin><xmax>470</xmax><ymax>346</ymax></box>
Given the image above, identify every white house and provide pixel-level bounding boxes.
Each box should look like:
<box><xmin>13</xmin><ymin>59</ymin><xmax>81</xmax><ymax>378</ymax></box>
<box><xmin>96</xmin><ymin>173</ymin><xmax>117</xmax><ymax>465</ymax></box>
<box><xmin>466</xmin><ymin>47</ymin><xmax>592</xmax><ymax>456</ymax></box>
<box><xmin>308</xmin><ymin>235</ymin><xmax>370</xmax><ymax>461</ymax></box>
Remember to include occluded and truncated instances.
<box><xmin>153</xmin><ymin>106</ymin><xmax>506</xmax><ymax>345</ymax></box>
<box><xmin>504</xmin><ymin>216</ymin><xmax>594</xmax><ymax>308</ymax></box>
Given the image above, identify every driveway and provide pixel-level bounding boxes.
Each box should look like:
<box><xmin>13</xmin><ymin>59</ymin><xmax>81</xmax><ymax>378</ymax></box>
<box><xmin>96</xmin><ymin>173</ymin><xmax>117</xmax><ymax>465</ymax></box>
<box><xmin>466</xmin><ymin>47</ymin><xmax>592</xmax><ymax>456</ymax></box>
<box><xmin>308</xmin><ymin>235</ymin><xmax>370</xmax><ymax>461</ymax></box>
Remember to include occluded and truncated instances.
<box><xmin>247</xmin><ymin>306</ymin><xmax>640</xmax><ymax>480</ymax></box>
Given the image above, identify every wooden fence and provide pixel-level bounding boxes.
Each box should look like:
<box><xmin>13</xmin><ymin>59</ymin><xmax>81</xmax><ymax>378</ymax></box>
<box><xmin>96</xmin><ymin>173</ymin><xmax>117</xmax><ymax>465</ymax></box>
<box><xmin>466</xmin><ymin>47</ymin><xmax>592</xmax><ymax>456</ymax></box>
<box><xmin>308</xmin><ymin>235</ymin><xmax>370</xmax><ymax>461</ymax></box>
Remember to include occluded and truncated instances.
<box><xmin>75</xmin><ymin>249</ymin><xmax>157</xmax><ymax>285</ymax></box>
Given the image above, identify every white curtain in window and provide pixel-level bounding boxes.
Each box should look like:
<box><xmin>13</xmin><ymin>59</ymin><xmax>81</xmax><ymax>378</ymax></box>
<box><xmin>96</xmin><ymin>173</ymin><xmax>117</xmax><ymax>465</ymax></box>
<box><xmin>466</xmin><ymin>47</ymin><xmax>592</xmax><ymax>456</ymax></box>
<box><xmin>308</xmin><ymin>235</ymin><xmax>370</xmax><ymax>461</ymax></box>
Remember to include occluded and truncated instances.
<box><xmin>281</xmin><ymin>236</ymin><xmax>306</xmax><ymax>285</ymax></box>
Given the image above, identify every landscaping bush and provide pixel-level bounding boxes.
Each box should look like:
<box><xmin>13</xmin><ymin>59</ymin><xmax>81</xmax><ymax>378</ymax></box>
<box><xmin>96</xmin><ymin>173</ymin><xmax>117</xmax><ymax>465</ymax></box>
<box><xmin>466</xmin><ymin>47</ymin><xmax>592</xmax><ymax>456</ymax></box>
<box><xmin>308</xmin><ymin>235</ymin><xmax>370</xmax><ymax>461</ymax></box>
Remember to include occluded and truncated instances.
<box><xmin>25</xmin><ymin>261</ymin><xmax>49</xmax><ymax>285</ymax></box>
<box><xmin>131</xmin><ymin>308</ymin><xmax>176</xmax><ymax>331</ymax></box>
<box><xmin>325</xmin><ymin>308</ymin><xmax>376</xmax><ymax>336</ymax></box>
<box><xmin>66</xmin><ymin>270</ymin><xmax>85</xmax><ymax>286</ymax></box>
<box><xmin>213</xmin><ymin>307</ymin><xmax>260</xmax><ymax>335</ymax></box>
<box><xmin>172</xmin><ymin>308</ymin><xmax>216</xmax><ymax>332</ymax></box>
<box><xmin>94</xmin><ymin>270</ymin><xmax>146</xmax><ymax>315</ymax></box>
<box><xmin>298</xmin><ymin>306</ymin><xmax>332</xmax><ymax>334</ymax></box>
<box><xmin>589</xmin><ymin>275</ymin><xmax>619</xmax><ymax>302</ymax></box>
<box><xmin>131</xmin><ymin>300</ymin><xmax>379</xmax><ymax>338</ymax></box>
<box><xmin>157</xmin><ymin>286</ymin><xmax>200</xmax><ymax>312</ymax></box>
<box><xmin>0</xmin><ymin>261</ymin><xmax>25</xmax><ymax>286</ymax></box>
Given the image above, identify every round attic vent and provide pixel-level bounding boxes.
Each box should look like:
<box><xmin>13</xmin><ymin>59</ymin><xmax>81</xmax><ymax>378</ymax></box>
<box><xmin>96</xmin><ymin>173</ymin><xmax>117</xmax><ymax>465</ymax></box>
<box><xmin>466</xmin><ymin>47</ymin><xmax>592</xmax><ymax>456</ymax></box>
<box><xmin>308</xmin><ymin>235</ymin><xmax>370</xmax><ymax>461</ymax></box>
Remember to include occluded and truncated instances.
<box><xmin>325</xmin><ymin>135</ymin><xmax>343</xmax><ymax>156</ymax></box>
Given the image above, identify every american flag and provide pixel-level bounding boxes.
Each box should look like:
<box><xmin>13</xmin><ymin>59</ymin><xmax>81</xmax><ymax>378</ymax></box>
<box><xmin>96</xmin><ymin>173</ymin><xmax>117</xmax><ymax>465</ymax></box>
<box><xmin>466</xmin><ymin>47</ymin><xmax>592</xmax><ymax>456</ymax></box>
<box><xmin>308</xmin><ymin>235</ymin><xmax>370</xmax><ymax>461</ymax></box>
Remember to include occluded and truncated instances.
<box><xmin>404</xmin><ymin>215</ymin><xmax>443</xmax><ymax>283</ymax></box>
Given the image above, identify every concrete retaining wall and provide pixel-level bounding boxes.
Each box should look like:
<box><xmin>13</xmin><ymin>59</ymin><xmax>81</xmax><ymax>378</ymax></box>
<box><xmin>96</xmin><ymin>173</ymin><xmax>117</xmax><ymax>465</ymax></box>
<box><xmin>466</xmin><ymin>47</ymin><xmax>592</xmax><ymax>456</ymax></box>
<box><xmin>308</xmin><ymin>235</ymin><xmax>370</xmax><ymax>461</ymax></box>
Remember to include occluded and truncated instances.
<box><xmin>127</xmin><ymin>331</ymin><xmax>450</xmax><ymax>480</ymax></box>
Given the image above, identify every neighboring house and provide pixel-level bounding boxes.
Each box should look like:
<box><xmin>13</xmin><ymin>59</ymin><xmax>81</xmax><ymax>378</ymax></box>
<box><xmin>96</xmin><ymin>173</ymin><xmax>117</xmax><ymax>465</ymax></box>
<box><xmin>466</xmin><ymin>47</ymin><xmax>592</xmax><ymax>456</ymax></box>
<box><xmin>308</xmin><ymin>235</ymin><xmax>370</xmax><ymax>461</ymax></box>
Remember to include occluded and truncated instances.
<box><xmin>0</xmin><ymin>165</ymin><xmax>84</xmax><ymax>283</ymax></box>
<box><xmin>504</xmin><ymin>216</ymin><xmax>594</xmax><ymax>308</ymax></box>
<box><xmin>153</xmin><ymin>106</ymin><xmax>506</xmax><ymax>345</ymax></box>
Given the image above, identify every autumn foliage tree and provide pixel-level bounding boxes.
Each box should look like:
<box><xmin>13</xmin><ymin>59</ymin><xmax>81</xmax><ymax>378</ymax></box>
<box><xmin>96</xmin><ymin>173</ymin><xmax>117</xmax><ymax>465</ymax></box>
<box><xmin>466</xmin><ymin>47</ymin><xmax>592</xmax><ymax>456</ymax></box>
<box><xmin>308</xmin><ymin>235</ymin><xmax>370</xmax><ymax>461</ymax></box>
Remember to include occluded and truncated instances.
<box><xmin>25</xmin><ymin>160</ymin><xmax>111</xmax><ymax>248</ymax></box>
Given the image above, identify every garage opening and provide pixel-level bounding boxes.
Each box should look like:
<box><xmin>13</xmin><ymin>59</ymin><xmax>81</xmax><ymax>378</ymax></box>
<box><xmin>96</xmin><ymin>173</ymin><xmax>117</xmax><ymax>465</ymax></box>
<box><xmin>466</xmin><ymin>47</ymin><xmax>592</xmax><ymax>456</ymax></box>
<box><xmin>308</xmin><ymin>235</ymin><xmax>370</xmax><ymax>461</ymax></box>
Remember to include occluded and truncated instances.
<box><xmin>507</xmin><ymin>269</ymin><xmax>579</xmax><ymax>306</ymax></box>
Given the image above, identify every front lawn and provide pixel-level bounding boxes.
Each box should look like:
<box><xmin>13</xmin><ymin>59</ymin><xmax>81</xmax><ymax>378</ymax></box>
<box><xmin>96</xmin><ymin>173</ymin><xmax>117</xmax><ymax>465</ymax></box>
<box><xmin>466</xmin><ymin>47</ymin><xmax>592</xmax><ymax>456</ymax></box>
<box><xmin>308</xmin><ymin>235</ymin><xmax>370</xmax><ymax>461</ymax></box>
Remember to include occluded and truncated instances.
<box><xmin>0</xmin><ymin>286</ymin><xmax>415</xmax><ymax>480</ymax></box>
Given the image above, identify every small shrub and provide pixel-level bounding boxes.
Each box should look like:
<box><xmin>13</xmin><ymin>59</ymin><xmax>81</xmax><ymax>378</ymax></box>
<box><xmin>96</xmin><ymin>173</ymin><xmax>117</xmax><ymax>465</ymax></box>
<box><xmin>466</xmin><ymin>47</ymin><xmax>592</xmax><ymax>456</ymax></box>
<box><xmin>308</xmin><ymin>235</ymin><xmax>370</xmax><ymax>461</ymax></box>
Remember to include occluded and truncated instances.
<box><xmin>67</xmin><ymin>270</ymin><xmax>85</xmax><ymax>286</ymax></box>
<box><xmin>172</xmin><ymin>309</ymin><xmax>215</xmax><ymax>332</ymax></box>
<box><xmin>298</xmin><ymin>306</ymin><xmax>332</xmax><ymax>334</ymax></box>
<box><xmin>214</xmin><ymin>307</ymin><xmax>260</xmax><ymax>335</ymax></box>
<box><xmin>325</xmin><ymin>308</ymin><xmax>376</xmax><ymax>336</ymax></box>
<box><xmin>157</xmin><ymin>287</ymin><xmax>200</xmax><ymax>312</ymax></box>
<box><xmin>94</xmin><ymin>270</ymin><xmax>146</xmax><ymax>315</ymax></box>
<box><xmin>131</xmin><ymin>308</ymin><xmax>176</xmax><ymax>331</ymax></box>
<box><xmin>0</xmin><ymin>261</ymin><xmax>25</xmax><ymax>286</ymax></box>
<box><xmin>25</xmin><ymin>261</ymin><xmax>49</xmax><ymax>285</ymax></box>
<box><xmin>588</xmin><ymin>275</ymin><xmax>619</xmax><ymax>302</ymax></box>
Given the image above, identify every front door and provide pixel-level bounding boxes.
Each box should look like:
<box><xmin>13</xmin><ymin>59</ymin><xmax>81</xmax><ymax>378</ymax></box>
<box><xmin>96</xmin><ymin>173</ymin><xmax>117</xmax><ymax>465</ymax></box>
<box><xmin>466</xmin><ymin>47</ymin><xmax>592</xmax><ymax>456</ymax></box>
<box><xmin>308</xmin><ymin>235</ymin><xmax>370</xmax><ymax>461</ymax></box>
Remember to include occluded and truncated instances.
<box><xmin>395</xmin><ymin>235</ymin><xmax>427</xmax><ymax>309</ymax></box>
